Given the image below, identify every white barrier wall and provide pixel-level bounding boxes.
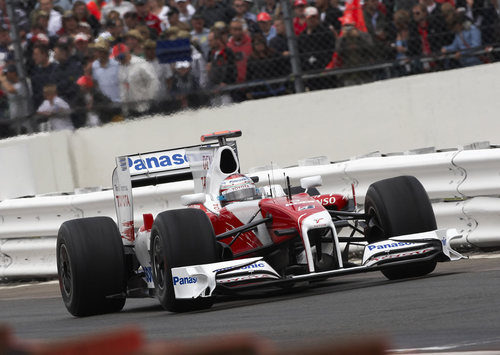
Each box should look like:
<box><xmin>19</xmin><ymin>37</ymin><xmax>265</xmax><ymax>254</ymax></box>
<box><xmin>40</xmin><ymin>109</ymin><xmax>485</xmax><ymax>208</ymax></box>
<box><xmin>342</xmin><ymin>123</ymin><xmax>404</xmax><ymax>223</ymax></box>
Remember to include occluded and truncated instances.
<box><xmin>1</xmin><ymin>63</ymin><xmax>500</xmax><ymax>196</ymax></box>
<box><xmin>2</xmin><ymin>147</ymin><xmax>500</xmax><ymax>278</ymax></box>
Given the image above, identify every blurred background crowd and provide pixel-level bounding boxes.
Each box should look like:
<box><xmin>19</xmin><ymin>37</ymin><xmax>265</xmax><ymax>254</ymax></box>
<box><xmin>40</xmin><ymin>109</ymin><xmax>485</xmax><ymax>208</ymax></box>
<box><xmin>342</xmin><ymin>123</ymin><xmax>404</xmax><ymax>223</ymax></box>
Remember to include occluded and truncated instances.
<box><xmin>0</xmin><ymin>0</ymin><xmax>498</xmax><ymax>135</ymax></box>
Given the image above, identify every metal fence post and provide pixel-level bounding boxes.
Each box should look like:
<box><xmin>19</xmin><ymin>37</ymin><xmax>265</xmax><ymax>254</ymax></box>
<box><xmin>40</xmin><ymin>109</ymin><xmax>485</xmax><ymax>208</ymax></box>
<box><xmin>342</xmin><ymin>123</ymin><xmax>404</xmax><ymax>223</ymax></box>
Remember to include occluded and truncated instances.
<box><xmin>5</xmin><ymin>0</ymin><xmax>33</xmax><ymax>134</ymax></box>
<box><xmin>280</xmin><ymin>0</ymin><xmax>304</xmax><ymax>93</ymax></box>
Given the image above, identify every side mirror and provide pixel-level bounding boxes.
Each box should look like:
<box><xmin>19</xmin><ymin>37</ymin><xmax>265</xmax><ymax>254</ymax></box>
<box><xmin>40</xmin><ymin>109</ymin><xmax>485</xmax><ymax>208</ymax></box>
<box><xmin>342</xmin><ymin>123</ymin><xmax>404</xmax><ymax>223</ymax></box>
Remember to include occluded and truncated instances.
<box><xmin>181</xmin><ymin>193</ymin><xmax>206</xmax><ymax>206</ymax></box>
<box><xmin>300</xmin><ymin>176</ymin><xmax>322</xmax><ymax>190</ymax></box>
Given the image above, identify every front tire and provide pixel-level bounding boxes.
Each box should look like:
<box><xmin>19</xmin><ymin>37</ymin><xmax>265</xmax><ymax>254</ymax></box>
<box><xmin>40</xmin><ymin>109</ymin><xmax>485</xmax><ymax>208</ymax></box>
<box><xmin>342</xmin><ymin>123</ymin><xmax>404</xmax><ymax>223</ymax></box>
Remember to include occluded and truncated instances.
<box><xmin>364</xmin><ymin>176</ymin><xmax>437</xmax><ymax>280</ymax></box>
<box><xmin>151</xmin><ymin>209</ymin><xmax>219</xmax><ymax>312</ymax></box>
<box><xmin>57</xmin><ymin>217</ymin><xmax>126</xmax><ymax>317</ymax></box>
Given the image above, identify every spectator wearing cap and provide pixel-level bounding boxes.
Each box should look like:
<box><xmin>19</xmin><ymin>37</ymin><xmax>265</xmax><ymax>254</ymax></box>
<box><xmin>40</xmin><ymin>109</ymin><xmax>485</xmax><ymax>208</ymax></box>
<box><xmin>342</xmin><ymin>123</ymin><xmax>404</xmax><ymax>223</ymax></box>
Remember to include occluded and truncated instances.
<box><xmin>35</xmin><ymin>0</ymin><xmax>62</xmax><ymax>36</ymax></box>
<box><xmin>149</xmin><ymin>0</ymin><xmax>170</xmax><ymax>31</ymax></box>
<box><xmin>112</xmin><ymin>43</ymin><xmax>160</xmax><ymax>115</ymax></box>
<box><xmin>190</xmin><ymin>13</ymin><xmax>211</xmax><ymax>59</ymax></box>
<box><xmin>91</xmin><ymin>40</ymin><xmax>121</xmax><ymax>103</ymax></box>
<box><xmin>269</xmin><ymin>16</ymin><xmax>289</xmax><ymax>55</ymax></box>
<box><xmin>74</xmin><ymin>32</ymin><xmax>91</xmax><ymax>61</ymax></box>
<box><xmin>171</xmin><ymin>60</ymin><xmax>204</xmax><ymax>109</ymax></box>
<box><xmin>175</xmin><ymin>0</ymin><xmax>196</xmax><ymax>25</ymax></box>
<box><xmin>227</xmin><ymin>19</ymin><xmax>252</xmax><ymax>85</ymax></box>
<box><xmin>134</xmin><ymin>0</ymin><xmax>163</xmax><ymax>34</ymax></box>
<box><xmin>143</xmin><ymin>38</ymin><xmax>173</xmax><ymax>107</ymax></box>
<box><xmin>0</xmin><ymin>65</ymin><xmax>30</xmax><ymax>135</ymax></box>
<box><xmin>78</xmin><ymin>56</ymin><xmax>123</xmax><ymax>124</ymax></box>
<box><xmin>166</xmin><ymin>7</ymin><xmax>191</xmax><ymax>31</ymax></box>
<box><xmin>298</xmin><ymin>6</ymin><xmax>336</xmax><ymax>89</ymax></box>
<box><xmin>257</xmin><ymin>12</ymin><xmax>276</xmax><ymax>42</ymax></box>
<box><xmin>101</xmin><ymin>0</ymin><xmax>135</xmax><ymax>24</ymax></box>
<box><xmin>293</xmin><ymin>0</ymin><xmax>308</xmax><ymax>35</ymax></box>
<box><xmin>31</xmin><ymin>43</ymin><xmax>57</xmax><ymax>109</ymax></box>
<box><xmin>231</xmin><ymin>0</ymin><xmax>259</xmax><ymax>34</ymax></box>
<box><xmin>315</xmin><ymin>0</ymin><xmax>342</xmax><ymax>33</ymax></box>
<box><xmin>206</xmin><ymin>28</ymin><xmax>236</xmax><ymax>106</ymax></box>
<box><xmin>73</xmin><ymin>0</ymin><xmax>101</xmax><ymax>37</ymax></box>
<box><xmin>125</xmin><ymin>28</ymin><xmax>145</xmax><ymax>55</ymax></box>
<box><xmin>197</xmin><ymin>0</ymin><xmax>233</xmax><ymax>28</ymax></box>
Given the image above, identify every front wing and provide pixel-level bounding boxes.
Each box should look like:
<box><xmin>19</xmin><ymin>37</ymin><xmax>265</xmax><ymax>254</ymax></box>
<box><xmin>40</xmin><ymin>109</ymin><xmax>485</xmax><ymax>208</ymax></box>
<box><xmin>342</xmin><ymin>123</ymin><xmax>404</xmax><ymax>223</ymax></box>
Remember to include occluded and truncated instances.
<box><xmin>171</xmin><ymin>228</ymin><xmax>465</xmax><ymax>299</ymax></box>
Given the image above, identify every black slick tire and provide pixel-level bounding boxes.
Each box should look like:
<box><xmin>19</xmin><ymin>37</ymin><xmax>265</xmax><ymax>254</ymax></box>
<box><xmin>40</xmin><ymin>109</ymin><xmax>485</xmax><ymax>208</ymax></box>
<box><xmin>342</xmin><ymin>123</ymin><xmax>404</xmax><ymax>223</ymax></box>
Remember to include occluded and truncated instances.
<box><xmin>364</xmin><ymin>176</ymin><xmax>437</xmax><ymax>280</ymax></box>
<box><xmin>57</xmin><ymin>216</ymin><xmax>127</xmax><ymax>317</ymax></box>
<box><xmin>150</xmin><ymin>208</ymin><xmax>219</xmax><ymax>312</ymax></box>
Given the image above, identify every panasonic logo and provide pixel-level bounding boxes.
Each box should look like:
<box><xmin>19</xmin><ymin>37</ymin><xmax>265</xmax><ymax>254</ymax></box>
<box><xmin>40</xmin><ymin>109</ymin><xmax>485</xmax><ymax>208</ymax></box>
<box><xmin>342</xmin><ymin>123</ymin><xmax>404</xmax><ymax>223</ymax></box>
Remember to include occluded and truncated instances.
<box><xmin>368</xmin><ymin>242</ymin><xmax>413</xmax><ymax>251</ymax></box>
<box><xmin>173</xmin><ymin>276</ymin><xmax>198</xmax><ymax>285</ymax></box>
<box><xmin>128</xmin><ymin>154</ymin><xmax>187</xmax><ymax>171</ymax></box>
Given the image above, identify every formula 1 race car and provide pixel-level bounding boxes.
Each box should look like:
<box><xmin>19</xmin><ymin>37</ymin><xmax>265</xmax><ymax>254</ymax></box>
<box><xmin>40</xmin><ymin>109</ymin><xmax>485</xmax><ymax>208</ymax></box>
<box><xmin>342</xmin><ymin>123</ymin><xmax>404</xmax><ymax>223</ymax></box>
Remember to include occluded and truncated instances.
<box><xmin>57</xmin><ymin>130</ymin><xmax>464</xmax><ymax>316</ymax></box>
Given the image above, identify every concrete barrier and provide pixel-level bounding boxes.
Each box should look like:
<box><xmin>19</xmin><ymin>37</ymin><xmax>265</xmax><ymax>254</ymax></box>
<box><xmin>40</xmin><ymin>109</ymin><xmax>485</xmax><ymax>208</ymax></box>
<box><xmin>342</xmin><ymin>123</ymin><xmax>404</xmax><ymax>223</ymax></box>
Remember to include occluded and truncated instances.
<box><xmin>1</xmin><ymin>64</ymin><xmax>500</xmax><ymax>198</ymax></box>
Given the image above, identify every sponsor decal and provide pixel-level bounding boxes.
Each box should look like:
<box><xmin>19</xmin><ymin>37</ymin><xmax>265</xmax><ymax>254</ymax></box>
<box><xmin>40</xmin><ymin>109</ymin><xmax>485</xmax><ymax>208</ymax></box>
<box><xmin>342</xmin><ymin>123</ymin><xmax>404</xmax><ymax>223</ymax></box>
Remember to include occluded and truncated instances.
<box><xmin>298</xmin><ymin>205</ymin><xmax>315</xmax><ymax>211</ymax></box>
<box><xmin>240</xmin><ymin>262</ymin><xmax>265</xmax><ymax>270</ymax></box>
<box><xmin>116</xmin><ymin>194</ymin><xmax>130</xmax><ymax>207</ymax></box>
<box><xmin>371</xmin><ymin>248</ymin><xmax>433</xmax><ymax>262</ymax></box>
<box><xmin>214</xmin><ymin>262</ymin><xmax>265</xmax><ymax>273</ymax></box>
<box><xmin>127</xmin><ymin>151</ymin><xmax>188</xmax><ymax>174</ymax></box>
<box><xmin>315</xmin><ymin>195</ymin><xmax>337</xmax><ymax>205</ymax></box>
<box><xmin>121</xmin><ymin>220</ymin><xmax>135</xmax><ymax>242</ymax></box>
<box><xmin>202</xmin><ymin>155</ymin><xmax>212</xmax><ymax>170</ymax></box>
<box><xmin>118</xmin><ymin>157</ymin><xmax>128</xmax><ymax>172</ymax></box>
<box><xmin>368</xmin><ymin>242</ymin><xmax>413</xmax><ymax>251</ymax></box>
<box><xmin>173</xmin><ymin>276</ymin><xmax>198</xmax><ymax>285</ymax></box>
<box><xmin>313</xmin><ymin>217</ymin><xmax>324</xmax><ymax>224</ymax></box>
<box><xmin>143</xmin><ymin>266</ymin><xmax>153</xmax><ymax>283</ymax></box>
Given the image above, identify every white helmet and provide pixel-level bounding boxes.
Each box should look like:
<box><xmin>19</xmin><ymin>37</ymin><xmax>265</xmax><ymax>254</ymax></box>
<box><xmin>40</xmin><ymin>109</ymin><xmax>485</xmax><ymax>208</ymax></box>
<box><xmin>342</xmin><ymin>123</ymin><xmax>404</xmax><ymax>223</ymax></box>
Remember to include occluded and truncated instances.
<box><xmin>219</xmin><ymin>174</ymin><xmax>258</xmax><ymax>204</ymax></box>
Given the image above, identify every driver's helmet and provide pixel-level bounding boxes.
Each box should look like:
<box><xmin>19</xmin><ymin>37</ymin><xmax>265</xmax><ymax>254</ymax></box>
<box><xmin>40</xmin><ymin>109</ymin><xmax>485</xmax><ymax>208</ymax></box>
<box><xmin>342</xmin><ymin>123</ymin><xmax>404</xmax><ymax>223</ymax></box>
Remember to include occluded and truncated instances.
<box><xmin>219</xmin><ymin>173</ymin><xmax>258</xmax><ymax>204</ymax></box>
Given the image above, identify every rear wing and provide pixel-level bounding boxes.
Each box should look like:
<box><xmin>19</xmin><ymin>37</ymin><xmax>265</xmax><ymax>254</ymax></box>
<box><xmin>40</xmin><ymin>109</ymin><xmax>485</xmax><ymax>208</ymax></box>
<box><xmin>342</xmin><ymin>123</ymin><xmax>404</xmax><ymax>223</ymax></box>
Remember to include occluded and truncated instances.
<box><xmin>112</xmin><ymin>131</ymin><xmax>241</xmax><ymax>244</ymax></box>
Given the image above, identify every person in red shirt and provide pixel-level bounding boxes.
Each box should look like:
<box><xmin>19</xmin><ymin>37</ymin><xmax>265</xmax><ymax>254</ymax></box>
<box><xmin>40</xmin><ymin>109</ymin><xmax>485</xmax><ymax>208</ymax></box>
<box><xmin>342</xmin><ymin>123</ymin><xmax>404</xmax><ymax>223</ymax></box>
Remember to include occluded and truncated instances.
<box><xmin>134</xmin><ymin>0</ymin><xmax>162</xmax><ymax>35</ymax></box>
<box><xmin>227</xmin><ymin>19</ymin><xmax>252</xmax><ymax>84</ymax></box>
<box><xmin>293</xmin><ymin>0</ymin><xmax>307</xmax><ymax>35</ymax></box>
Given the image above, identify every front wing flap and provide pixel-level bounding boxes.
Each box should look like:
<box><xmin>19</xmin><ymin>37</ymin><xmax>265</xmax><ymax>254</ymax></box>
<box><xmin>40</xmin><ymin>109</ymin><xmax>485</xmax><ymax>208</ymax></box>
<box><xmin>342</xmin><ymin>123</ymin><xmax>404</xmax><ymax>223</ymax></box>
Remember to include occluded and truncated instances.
<box><xmin>170</xmin><ymin>228</ymin><xmax>465</xmax><ymax>299</ymax></box>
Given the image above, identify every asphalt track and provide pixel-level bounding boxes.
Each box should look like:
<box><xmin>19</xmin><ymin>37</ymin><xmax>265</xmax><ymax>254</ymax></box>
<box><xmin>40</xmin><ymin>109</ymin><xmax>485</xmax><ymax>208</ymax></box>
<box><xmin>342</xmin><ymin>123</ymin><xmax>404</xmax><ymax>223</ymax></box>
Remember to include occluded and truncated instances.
<box><xmin>1</xmin><ymin>255</ymin><xmax>500</xmax><ymax>352</ymax></box>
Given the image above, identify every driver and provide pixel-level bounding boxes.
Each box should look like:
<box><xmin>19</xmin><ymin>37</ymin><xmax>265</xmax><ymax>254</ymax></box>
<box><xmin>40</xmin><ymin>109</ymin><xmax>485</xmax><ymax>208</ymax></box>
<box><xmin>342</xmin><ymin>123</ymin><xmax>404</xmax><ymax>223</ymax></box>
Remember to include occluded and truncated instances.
<box><xmin>219</xmin><ymin>174</ymin><xmax>260</xmax><ymax>205</ymax></box>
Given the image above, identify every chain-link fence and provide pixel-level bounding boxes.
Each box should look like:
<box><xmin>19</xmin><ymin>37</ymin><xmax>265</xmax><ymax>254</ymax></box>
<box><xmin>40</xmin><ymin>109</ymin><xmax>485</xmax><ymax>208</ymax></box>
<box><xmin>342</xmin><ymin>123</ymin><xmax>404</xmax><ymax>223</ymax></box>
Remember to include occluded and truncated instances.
<box><xmin>0</xmin><ymin>0</ymin><xmax>499</xmax><ymax>137</ymax></box>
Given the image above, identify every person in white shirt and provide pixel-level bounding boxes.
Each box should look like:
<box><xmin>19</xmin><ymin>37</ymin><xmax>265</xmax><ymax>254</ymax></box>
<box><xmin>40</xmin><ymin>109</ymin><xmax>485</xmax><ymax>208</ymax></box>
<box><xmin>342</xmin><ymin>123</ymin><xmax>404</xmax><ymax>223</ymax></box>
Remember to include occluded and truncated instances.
<box><xmin>112</xmin><ymin>43</ymin><xmax>160</xmax><ymax>116</ymax></box>
<box><xmin>36</xmin><ymin>84</ymin><xmax>74</xmax><ymax>131</ymax></box>
<box><xmin>38</xmin><ymin>0</ymin><xmax>62</xmax><ymax>36</ymax></box>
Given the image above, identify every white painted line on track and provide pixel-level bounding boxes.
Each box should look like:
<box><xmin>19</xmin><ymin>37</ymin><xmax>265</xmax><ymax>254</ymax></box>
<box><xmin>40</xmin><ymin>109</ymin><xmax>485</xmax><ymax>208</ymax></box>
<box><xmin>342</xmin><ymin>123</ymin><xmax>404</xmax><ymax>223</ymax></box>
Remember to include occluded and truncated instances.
<box><xmin>391</xmin><ymin>338</ymin><xmax>500</xmax><ymax>353</ymax></box>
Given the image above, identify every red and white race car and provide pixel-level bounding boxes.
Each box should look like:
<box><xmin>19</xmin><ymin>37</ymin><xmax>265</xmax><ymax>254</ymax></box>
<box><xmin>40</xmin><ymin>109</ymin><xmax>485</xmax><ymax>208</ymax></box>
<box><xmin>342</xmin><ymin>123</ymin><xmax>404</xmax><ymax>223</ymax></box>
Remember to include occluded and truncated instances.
<box><xmin>57</xmin><ymin>130</ymin><xmax>464</xmax><ymax>316</ymax></box>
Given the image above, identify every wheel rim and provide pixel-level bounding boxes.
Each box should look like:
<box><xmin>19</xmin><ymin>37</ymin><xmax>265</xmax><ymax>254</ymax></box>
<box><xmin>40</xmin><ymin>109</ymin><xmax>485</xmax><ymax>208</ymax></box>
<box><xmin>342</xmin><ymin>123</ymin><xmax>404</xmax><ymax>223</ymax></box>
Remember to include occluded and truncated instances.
<box><xmin>59</xmin><ymin>244</ymin><xmax>72</xmax><ymax>297</ymax></box>
<box><xmin>152</xmin><ymin>235</ymin><xmax>166</xmax><ymax>291</ymax></box>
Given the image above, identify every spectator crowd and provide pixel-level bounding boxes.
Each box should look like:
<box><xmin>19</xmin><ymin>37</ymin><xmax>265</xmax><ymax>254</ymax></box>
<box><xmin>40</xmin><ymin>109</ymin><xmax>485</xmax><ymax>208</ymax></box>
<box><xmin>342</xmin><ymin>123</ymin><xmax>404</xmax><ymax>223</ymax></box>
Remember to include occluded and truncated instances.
<box><xmin>0</xmin><ymin>0</ymin><xmax>498</xmax><ymax>135</ymax></box>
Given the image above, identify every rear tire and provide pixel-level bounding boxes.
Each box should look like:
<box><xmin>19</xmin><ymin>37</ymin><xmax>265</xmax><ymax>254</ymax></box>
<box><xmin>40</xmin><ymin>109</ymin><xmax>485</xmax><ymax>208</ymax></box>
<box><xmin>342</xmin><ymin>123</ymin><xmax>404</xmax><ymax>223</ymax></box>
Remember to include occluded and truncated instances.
<box><xmin>151</xmin><ymin>209</ymin><xmax>219</xmax><ymax>312</ymax></box>
<box><xmin>57</xmin><ymin>217</ymin><xmax>126</xmax><ymax>317</ymax></box>
<box><xmin>364</xmin><ymin>176</ymin><xmax>437</xmax><ymax>280</ymax></box>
